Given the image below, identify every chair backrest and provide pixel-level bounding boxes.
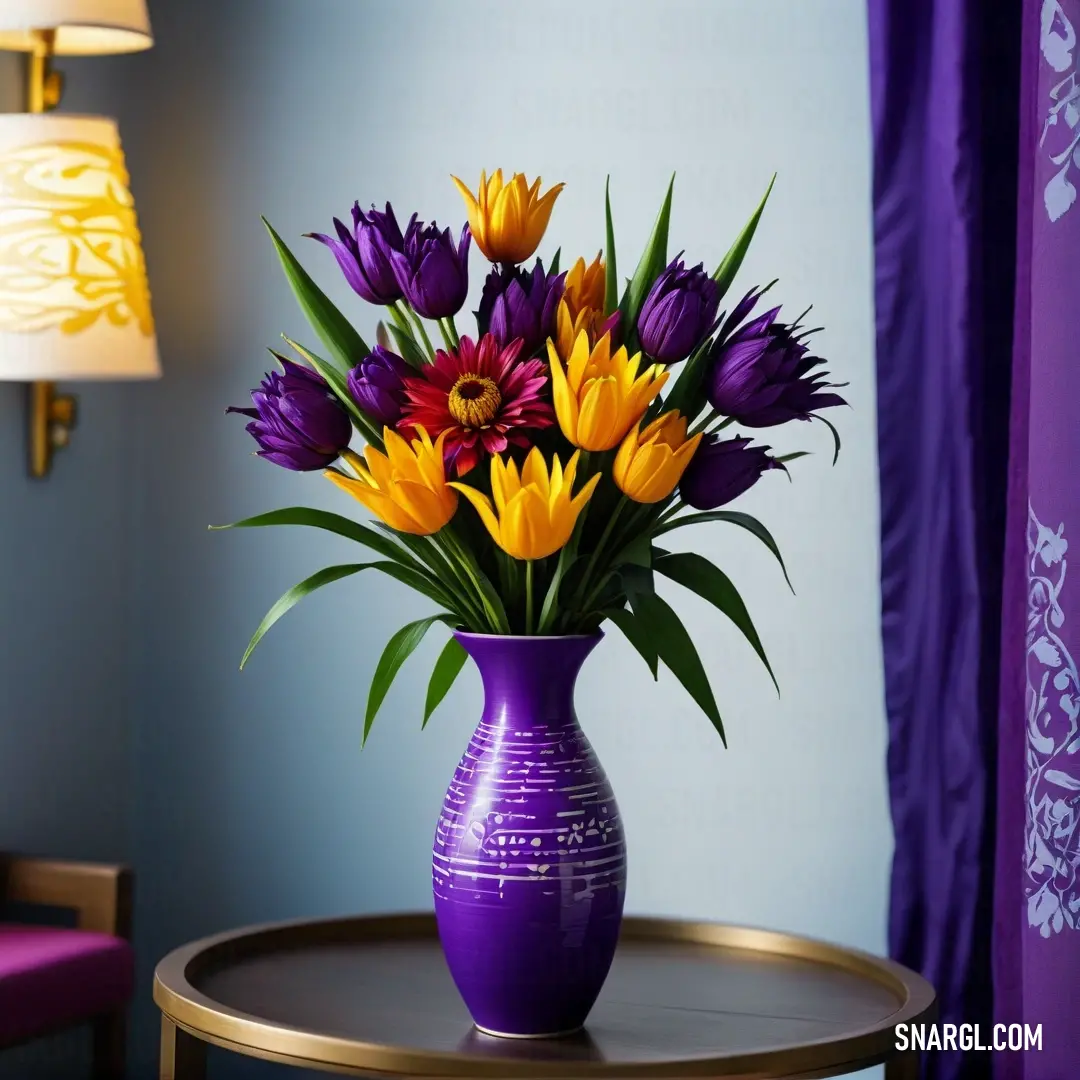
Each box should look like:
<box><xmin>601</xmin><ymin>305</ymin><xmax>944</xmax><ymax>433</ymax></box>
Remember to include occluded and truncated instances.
<box><xmin>0</xmin><ymin>857</ymin><xmax>132</xmax><ymax>938</ymax></box>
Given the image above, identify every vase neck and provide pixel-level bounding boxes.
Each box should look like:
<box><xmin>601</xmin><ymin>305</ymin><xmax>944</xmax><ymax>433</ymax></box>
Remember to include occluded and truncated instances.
<box><xmin>454</xmin><ymin>633</ymin><xmax>601</xmax><ymax>730</ymax></box>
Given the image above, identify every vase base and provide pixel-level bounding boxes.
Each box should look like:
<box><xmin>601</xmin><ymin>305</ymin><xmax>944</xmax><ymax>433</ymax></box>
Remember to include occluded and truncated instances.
<box><xmin>473</xmin><ymin>1023</ymin><xmax>584</xmax><ymax>1041</ymax></box>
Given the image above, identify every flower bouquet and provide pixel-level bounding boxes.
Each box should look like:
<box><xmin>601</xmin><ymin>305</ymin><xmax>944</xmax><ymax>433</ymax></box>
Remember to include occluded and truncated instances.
<box><xmin>219</xmin><ymin>171</ymin><xmax>845</xmax><ymax>1038</ymax></box>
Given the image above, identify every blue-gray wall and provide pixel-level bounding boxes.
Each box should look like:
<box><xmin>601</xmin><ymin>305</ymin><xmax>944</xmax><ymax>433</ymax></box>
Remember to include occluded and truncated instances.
<box><xmin>0</xmin><ymin>58</ymin><xmax>136</xmax><ymax>863</ymax></box>
<box><xmin>2</xmin><ymin>3</ymin><xmax>886</xmax><ymax>1078</ymax></box>
<box><xmin>0</xmin><ymin>54</ymin><xmax>138</xmax><ymax>1079</ymax></box>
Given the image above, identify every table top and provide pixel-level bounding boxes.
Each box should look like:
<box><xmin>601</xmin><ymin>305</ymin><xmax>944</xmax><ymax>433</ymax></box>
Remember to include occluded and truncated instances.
<box><xmin>153</xmin><ymin>912</ymin><xmax>935</xmax><ymax>1078</ymax></box>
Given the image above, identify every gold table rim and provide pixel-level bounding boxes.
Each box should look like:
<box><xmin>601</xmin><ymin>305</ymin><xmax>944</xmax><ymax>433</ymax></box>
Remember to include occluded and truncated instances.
<box><xmin>153</xmin><ymin>912</ymin><xmax>936</xmax><ymax>1078</ymax></box>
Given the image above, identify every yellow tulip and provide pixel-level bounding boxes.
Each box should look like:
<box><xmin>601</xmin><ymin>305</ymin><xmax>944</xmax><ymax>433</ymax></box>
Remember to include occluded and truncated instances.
<box><xmin>326</xmin><ymin>427</ymin><xmax>457</xmax><ymax>536</ymax></box>
<box><xmin>451</xmin><ymin>170</ymin><xmax>564</xmax><ymax>264</ymax></box>
<box><xmin>450</xmin><ymin>448</ymin><xmax>600</xmax><ymax>561</ymax></box>
<box><xmin>563</xmin><ymin>254</ymin><xmax>605</xmax><ymax>320</ymax></box>
<box><xmin>546</xmin><ymin>330</ymin><xmax>669</xmax><ymax>452</ymax></box>
<box><xmin>614</xmin><ymin>412</ymin><xmax>703</xmax><ymax>504</ymax></box>
<box><xmin>548</xmin><ymin>255</ymin><xmax>610</xmax><ymax>361</ymax></box>
<box><xmin>552</xmin><ymin>297</ymin><xmax>605</xmax><ymax>362</ymax></box>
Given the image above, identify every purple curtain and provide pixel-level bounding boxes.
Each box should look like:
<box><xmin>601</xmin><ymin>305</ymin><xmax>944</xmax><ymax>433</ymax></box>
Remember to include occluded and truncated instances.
<box><xmin>868</xmin><ymin>1</ymin><xmax>1018</xmax><ymax>1078</ymax></box>
<box><xmin>995</xmin><ymin>2</ymin><xmax>1080</xmax><ymax>1079</ymax></box>
<box><xmin>873</xmin><ymin>0</ymin><xmax>1080</xmax><ymax>1075</ymax></box>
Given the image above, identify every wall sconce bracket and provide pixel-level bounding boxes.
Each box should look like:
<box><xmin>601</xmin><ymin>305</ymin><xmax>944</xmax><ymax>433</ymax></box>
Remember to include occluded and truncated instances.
<box><xmin>5</xmin><ymin>26</ymin><xmax>158</xmax><ymax>478</ymax></box>
<box><xmin>25</xmin><ymin>28</ymin><xmax>68</xmax><ymax>478</ymax></box>
<box><xmin>28</xmin><ymin>381</ymin><xmax>78</xmax><ymax>479</ymax></box>
<box><xmin>42</xmin><ymin>67</ymin><xmax>64</xmax><ymax>109</ymax></box>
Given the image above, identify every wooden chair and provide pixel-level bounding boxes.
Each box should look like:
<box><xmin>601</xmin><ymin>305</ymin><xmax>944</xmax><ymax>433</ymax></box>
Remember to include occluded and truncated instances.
<box><xmin>0</xmin><ymin>857</ymin><xmax>134</xmax><ymax>1079</ymax></box>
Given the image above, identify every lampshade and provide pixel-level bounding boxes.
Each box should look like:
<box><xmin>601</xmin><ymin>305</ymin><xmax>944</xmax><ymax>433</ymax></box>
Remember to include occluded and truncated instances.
<box><xmin>0</xmin><ymin>113</ymin><xmax>159</xmax><ymax>381</ymax></box>
<box><xmin>0</xmin><ymin>0</ymin><xmax>151</xmax><ymax>55</ymax></box>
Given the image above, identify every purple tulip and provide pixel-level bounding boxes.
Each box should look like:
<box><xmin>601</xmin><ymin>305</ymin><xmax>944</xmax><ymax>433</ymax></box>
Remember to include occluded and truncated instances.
<box><xmin>227</xmin><ymin>356</ymin><xmax>351</xmax><ymax>471</ymax></box>
<box><xmin>678</xmin><ymin>434</ymin><xmax>784</xmax><ymax>510</ymax></box>
<box><xmin>477</xmin><ymin>259</ymin><xmax>566</xmax><ymax>355</ymax></box>
<box><xmin>706</xmin><ymin>287</ymin><xmax>847</xmax><ymax>426</ymax></box>
<box><xmin>308</xmin><ymin>202</ymin><xmax>404</xmax><ymax>305</ymax></box>
<box><xmin>347</xmin><ymin>346</ymin><xmax>411</xmax><ymax>427</ymax></box>
<box><xmin>637</xmin><ymin>257</ymin><xmax>720</xmax><ymax>364</ymax></box>
<box><xmin>390</xmin><ymin>218</ymin><xmax>471</xmax><ymax>319</ymax></box>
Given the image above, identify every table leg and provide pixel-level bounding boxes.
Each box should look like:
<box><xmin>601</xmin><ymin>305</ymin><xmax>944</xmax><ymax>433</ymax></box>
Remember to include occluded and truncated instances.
<box><xmin>886</xmin><ymin>1049</ymin><xmax>921</xmax><ymax>1080</ymax></box>
<box><xmin>159</xmin><ymin>1015</ymin><xmax>206</xmax><ymax>1080</ymax></box>
<box><xmin>91</xmin><ymin>1009</ymin><xmax>127</xmax><ymax>1080</ymax></box>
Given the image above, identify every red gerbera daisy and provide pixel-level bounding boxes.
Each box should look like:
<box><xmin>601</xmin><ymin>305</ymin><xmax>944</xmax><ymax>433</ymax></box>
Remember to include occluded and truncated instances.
<box><xmin>399</xmin><ymin>334</ymin><xmax>554</xmax><ymax>476</ymax></box>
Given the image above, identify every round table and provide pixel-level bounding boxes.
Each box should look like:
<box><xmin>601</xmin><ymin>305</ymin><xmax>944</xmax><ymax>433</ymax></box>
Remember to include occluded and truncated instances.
<box><xmin>153</xmin><ymin>913</ymin><xmax>935</xmax><ymax>1079</ymax></box>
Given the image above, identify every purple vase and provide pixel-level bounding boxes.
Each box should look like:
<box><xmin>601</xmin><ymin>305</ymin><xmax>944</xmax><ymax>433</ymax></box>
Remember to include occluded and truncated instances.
<box><xmin>432</xmin><ymin>632</ymin><xmax>627</xmax><ymax>1038</ymax></box>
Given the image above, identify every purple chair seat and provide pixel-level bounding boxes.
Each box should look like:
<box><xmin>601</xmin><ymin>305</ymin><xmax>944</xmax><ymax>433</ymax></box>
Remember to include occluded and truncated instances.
<box><xmin>0</xmin><ymin>923</ymin><xmax>134</xmax><ymax>1045</ymax></box>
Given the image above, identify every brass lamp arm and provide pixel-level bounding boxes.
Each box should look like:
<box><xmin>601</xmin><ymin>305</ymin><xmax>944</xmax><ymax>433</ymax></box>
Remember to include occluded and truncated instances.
<box><xmin>28</xmin><ymin>29</ymin><xmax>64</xmax><ymax>113</ymax></box>
<box><xmin>29</xmin><ymin>383</ymin><xmax>78</xmax><ymax>479</ymax></box>
<box><xmin>25</xmin><ymin>28</ymin><xmax>76</xmax><ymax>478</ymax></box>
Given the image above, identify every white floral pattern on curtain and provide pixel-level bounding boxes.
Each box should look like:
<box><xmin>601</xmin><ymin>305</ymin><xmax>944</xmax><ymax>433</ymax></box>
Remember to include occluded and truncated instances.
<box><xmin>1040</xmin><ymin>0</ymin><xmax>1080</xmax><ymax>219</ymax></box>
<box><xmin>1025</xmin><ymin>505</ymin><xmax>1080</xmax><ymax>936</ymax></box>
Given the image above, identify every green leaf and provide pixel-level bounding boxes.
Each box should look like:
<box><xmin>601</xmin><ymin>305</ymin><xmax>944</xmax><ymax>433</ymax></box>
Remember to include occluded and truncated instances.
<box><xmin>618</xmin><ymin>174</ymin><xmax>675</xmax><ymax>351</ymax></box>
<box><xmin>658</xmin><ymin>336</ymin><xmax>712</xmax><ymax>420</ymax></box>
<box><xmin>474</xmin><ymin>566</ymin><xmax>511</xmax><ymax>634</ymax></box>
<box><xmin>619</xmin><ymin>562</ymin><xmax>656</xmax><ymax>600</ymax></box>
<box><xmin>548</xmin><ymin>247</ymin><xmax>561</xmax><ymax>276</ymax></box>
<box><xmin>538</xmin><ymin>545</ymin><xmax>581</xmax><ymax>635</ymax></box>
<box><xmin>378</xmin><ymin>526</ymin><xmax>486</xmax><ymax>630</ymax></box>
<box><xmin>712</xmin><ymin>174</ymin><xmax>776</xmax><ymax>300</ymax></box>
<box><xmin>613</xmin><ymin>531</ymin><xmax>653</xmax><ymax>569</ymax></box>
<box><xmin>211</xmin><ymin>506</ymin><xmax>413</xmax><ymax>565</ymax></box>
<box><xmin>263</xmin><ymin>217</ymin><xmax>369</xmax><ymax>371</ymax></box>
<box><xmin>214</xmin><ymin>508</ymin><xmax>461</xmax><ymax>612</ymax></box>
<box><xmin>630</xmin><ymin>591</ymin><xmax>726</xmax><ymax>746</ymax></box>
<box><xmin>604</xmin><ymin>176</ymin><xmax>618</xmax><ymax>316</ymax></box>
<box><xmin>655</xmin><ymin>552</ymin><xmax>778</xmax><ymax>694</ymax></box>
<box><xmin>368</xmin><ymin>558</ymin><xmax>462</xmax><ymax>614</ymax></box>
<box><xmin>365</xmin><ymin>615</ymin><xmax>453</xmax><ymax>745</ymax></box>
<box><xmin>776</xmin><ymin>451</ymin><xmax>812</xmax><ymax>464</ymax></box>
<box><xmin>652</xmin><ymin>509</ymin><xmax>793</xmax><ymax>593</ymax></box>
<box><xmin>815</xmin><ymin>414</ymin><xmax>842</xmax><ymax>465</ymax></box>
<box><xmin>280</xmin><ymin>338</ymin><xmax>382</xmax><ymax>447</ymax></box>
<box><xmin>387</xmin><ymin>323</ymin><xmax>428</xmax><ymax>370</ymax></box>
<box><xmin>423</xmin><ymin>636</ymin><xmax>469</xmax><ymax>728</ymax></box>
<box><xmin>241</xmin><ymin>563</ymin><xmax>373</xmax><ymax>670</ymax></box>
<box><xmin>446</xmin><ymin>531</ymin><xmax>511</xmax><ymax>633</ymax></box>
<box><xmin>603</xmin><ymin>606</ymin><xmax>658</xmax><ymax>679</ymax></box>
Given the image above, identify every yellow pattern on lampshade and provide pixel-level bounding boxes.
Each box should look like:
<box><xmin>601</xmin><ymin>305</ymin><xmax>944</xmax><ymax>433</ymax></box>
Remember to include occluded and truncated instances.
<box><xmin>0</xmin><ymin>0</ymin><xmax>152</xmax><ymax>54</ymax></box>
<box><xmin>0</xmin><ymin>113</ymin><xmax>159</xmax><ymax>381</ymax></box>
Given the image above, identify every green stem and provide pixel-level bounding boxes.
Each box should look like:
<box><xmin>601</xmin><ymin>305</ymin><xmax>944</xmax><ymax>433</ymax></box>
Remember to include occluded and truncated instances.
<box><xmin>495</xmin><ymin>547</ymin><xmax>511</xmax><ymax>599</ymax></box>
<box><xmin>444</xmin><ymin>533</ymin><xmax>492</xmax><ymax>630</ymax></box>
<box><xmin>617</xmin><ymin>503</ymin><xmax>649</xmax><ymax>543</ymax></box>
<box><xmin>574</xmin><ymin>498</ymin><xmax>627</xmax><ymax>609</ymax></box>
<box><xmin>580</xmin><ymin>569</ymin><xmax>617</xmax><ymax>618</ymax></box>
<box><xmin>581</xmin><ymin>500</ymin><xmax>675</xmax><ymax>612</ymax></box>
<box><xmin>388</xmin><ymin>302</ymin><xmax>412</xmax><ymax>335</ymax></box>
<box><xmin>601</xmin><ymin>502</ymin><xmax>657</xmax><ymax>570</ymax></box>
<box><xmin>430</xmin><ymin>530</ymin><xmax>489</xmax><ymax>631</ymax></box>
<box><xmin>566</xmin><ymin>448</ymin><xmax>598</xmax><ymax>549</ymax></box>
<box><xmin>655</xmin><ymin>499</ymin><xmax>685</xmax><ymax>528</ymax></box>
<box><xmin>525</xmin><ymin>560</ymin><xmax>535</xmax><ymax>635</ymax></box>
<box><xmin>444</xmin><ymin>529</ymin><xmax>510</xmax><ymax>633</ymax></box>
<box><xmin>446</xmin><ymin>314</ymin><xmax>461</xmax><ymax>348</ymax></box>
<box><xmin>708</xmin><ymin>415</ymin><xmax>737</xmax><ymax>435</ymax></box>
<box><xmin>406</xmin><ymin>307</ymin><xmax>437</xmax><ymax>361</ymax></box>
<box><xmin>689</xmin><ymin>408</ymin><xmax>720</xmax><ymax>437</ymax></box>
<box><xmin>428</xmin><ymin>532</ymin><xmax>488</xmax><ymax>629</ymax></box>
<box><xmin>496</xmin><ymin>549</ymin><xmax>520</xmax><ymax>620</ymax></box>
<box><xmin>437</xmin><ymin>318</ymin><xmax>456</xmax><ymax>352</ymax></box>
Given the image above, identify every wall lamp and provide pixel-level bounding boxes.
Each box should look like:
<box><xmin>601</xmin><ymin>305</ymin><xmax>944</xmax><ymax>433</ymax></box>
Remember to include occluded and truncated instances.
<box><xmin>0</xmin><ymin>1</ymin><xmax>159</xmax><ymax>478</ymax></box>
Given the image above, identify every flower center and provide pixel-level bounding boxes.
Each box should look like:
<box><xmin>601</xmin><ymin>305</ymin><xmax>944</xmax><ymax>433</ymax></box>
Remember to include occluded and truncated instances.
<box><xmin>448</xmin><ymin>375</ymin><xmax>502</xmax><ymax>428</ymax></box>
